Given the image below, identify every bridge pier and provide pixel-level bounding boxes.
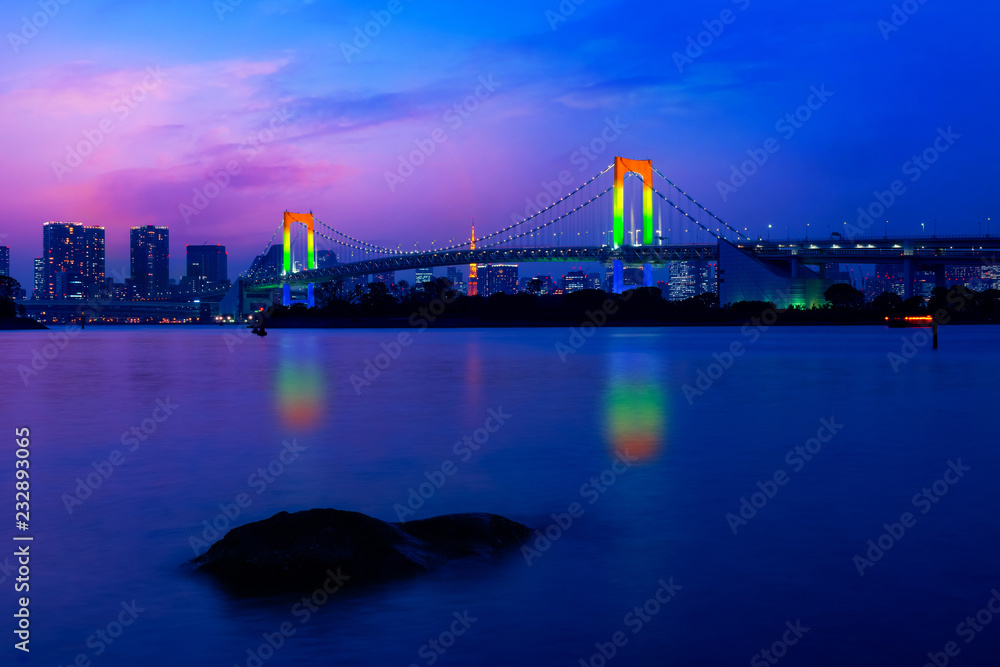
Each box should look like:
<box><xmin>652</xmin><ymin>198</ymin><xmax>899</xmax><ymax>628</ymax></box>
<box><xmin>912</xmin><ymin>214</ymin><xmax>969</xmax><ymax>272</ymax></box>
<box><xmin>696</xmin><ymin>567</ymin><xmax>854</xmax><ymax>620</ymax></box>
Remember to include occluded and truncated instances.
<box><xmin>903</xmin><ymin>258</ymin><xmax>914</xmax><ymax>300</ymax></box>
<box><xmin>282</xmin><ymin>283</ymin><xmax>291</xmax><ymax>306</ymax></box>
<box><xmin>613</xmin><ymin>260</ymin><xmax>624</xmax><ymax>294</ymax></box>
<box><xmin>643</xmin><ymin>264</ymin><xmax>653</xmax><ymax>288</ymax></box>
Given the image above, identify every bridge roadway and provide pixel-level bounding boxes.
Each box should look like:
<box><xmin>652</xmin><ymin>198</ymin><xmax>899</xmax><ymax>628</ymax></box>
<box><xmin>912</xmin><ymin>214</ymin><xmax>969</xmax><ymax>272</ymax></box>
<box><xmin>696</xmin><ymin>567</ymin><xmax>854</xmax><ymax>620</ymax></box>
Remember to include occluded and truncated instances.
<box><xmin>246</xmin><ymin>235</ymin><xmax>1000</xmax><ymax>288</ymax></box>
<box><xmin>739</xmin><ymin>234</ymin><xmax>1000</xmax><ymax>264</ymax></box>
<box><xmin>248</xmin><ymin>245</ymin><xmax>717</xmax><ymax>287</ymax></box>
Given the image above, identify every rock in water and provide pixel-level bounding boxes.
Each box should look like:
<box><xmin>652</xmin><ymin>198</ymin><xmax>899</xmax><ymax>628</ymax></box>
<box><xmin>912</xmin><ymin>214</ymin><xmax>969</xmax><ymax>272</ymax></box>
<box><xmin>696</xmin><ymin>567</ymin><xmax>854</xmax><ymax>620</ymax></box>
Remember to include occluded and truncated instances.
<box><xmin>189</xmin><ymin>508</ymin><xmax>531</xmax><ymax>594</ymax></box>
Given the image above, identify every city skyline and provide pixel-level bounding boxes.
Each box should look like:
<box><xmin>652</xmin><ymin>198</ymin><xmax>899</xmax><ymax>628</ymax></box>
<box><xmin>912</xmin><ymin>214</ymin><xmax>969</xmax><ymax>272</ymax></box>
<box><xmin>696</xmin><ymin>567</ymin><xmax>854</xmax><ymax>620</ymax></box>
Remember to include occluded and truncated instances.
<box><xmin>0</xmin><ymin>1</ymin><xmax>996</xmax><ymax>285</ymax></box>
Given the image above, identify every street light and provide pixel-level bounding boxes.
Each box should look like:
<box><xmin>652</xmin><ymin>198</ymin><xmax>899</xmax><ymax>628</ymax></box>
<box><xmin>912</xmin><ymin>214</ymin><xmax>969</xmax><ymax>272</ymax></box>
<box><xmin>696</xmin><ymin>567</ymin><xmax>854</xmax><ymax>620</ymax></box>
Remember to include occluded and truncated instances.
<box><xmin>768</xmin><ymin>224</ymin><xmax>772</xmax><ymax>241</ymax></box>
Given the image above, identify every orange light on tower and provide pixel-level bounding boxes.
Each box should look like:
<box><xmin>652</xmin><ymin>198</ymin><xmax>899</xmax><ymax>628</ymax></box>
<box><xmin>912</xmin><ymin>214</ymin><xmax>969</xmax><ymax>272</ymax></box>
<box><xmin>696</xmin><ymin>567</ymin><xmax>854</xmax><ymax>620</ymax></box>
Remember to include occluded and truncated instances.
<box><xmin>468</xmin><ymin>219</ymin><xmax>478</xmax><ymax>296</ymax></box>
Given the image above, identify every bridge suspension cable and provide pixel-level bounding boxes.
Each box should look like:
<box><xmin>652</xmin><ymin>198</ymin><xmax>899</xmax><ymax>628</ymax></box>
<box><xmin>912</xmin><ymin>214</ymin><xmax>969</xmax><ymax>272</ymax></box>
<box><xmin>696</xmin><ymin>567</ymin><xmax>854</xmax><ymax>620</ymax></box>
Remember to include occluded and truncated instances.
<box><xmin>650</xmin><ymin>185</ymin><xmax>723</xmax><ymax>241</ymax></box>
<box><xmin>307</xmin><ymin>165</ymin><xmax>614</xmax><ymax>256</ymax></box>
<box><xmin>479</xmin><ymin>186</ymin><xmax>614</xmax><ymax>248</ymax></box>
<box><xmin>652</xmin><ymin>167</ymin><xmax>749</xmax><ymax>240</ymax></box>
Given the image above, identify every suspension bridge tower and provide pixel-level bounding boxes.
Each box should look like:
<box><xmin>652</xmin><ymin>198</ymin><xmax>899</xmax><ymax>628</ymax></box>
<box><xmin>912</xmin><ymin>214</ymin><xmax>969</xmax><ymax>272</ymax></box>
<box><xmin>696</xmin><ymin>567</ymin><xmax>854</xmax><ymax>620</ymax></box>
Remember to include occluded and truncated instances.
<box><xmin>612</xmin><ymin>157</ymin><xmax>655</xmax><ymax>293</ymax></box>
<box><xmin>281</xmin><ymin>211</ymin><xmax>316</xmax><ymax>307</ymax></box>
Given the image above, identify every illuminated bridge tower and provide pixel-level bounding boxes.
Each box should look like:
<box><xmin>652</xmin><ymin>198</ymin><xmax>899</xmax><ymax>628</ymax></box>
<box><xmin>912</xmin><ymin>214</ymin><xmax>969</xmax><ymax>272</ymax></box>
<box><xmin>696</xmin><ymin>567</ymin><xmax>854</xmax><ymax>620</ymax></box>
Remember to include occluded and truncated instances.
<box><xmin>468</xmin><ymin>219</ymin><xmax>478</xmax><ymax>296</ymax></box>
<box><xmin>281</xmin><ymin>211</ymin><xmax>316</xmax><ymax>307</ymax></box>
<box><xmin>612</xmin><ymin>157</ymin><xmax>655</xmax><ymax>293</ymax></box>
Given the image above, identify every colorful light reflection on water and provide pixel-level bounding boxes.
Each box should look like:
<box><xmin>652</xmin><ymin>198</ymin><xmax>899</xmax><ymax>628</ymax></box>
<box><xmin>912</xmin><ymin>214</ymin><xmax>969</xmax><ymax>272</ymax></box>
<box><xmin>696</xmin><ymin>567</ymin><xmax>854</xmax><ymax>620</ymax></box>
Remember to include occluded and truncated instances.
<box><xmin>604</xmin><ymin>352</ymin><xmax>667</xmax><ymax>461</ymax></box>
<box><xmin>275</xmin><ymin>338</ymin><xmax>327</xmax><ymax>431</ymax></box>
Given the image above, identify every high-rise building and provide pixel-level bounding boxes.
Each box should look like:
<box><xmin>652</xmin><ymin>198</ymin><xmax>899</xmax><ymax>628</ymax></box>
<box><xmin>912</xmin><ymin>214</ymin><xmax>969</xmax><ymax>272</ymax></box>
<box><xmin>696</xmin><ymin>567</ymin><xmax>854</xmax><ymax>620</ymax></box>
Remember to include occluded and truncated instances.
<box><xmin>0</xmin><ymin>246</ymin><xmax>8</xmax><ymax>277</ymax></box>
<box><xmin>186</xmin><ymin>245</ymin><xmax>228</xmax><ymax>284</ymax></box>
<box><xmin>316</xmin><ymin>250</ymin><xmax>338</xmax><ymax>268</ymax></box>
<box><xmin>247</xmin><ymin>245</ymin><xmax>283</xmax><ymax>283</ymax></box>
<box><xmin>414</xmin><ymin>267</ymin><xmax>435</xmax><ymax>287</ymax></box>
<box><xmin>371</xmin><ymin>271</ymin><xmax>396</xmax><ymax>286</ymax></box>
<box><xmin>603</xmin><ymin>266</ymin><xmax>642</xmax><ymax>292</ymax></box>
<box><xmin>33</xmin><ymin>257</ymin><xmax>43</xmax><ymax>299</ymax></box>
<box><xmin>83</xmin><ymin>226</ymin><xmax>105</xmax><ymax>298</ymax></box>
<box><xmin>563</xmin><ymin>270</ymin><xmax>586</xmax><ymax>293</ymax></box>
<box><xmin>529</xmin><ymin>274</ymin><xmax>555</xmax><ymax>295</ymax></box>
<box><xmin>130</xmin><ymin>226</ymin><xmax>170</xmax><ymax>300</ymax></box>
<box><xmin>587</xmin><ymin>272</ymin><xmax>601</xmax><ymax>290</ymax></box>
<box><xmin>42</xmin><ymin>222</ymin><xmax>104</xmax><ymax>300</ymax></box>
<box><xmin>479</xmin><ymin>264</ymin><xmax>518</xmax><ymax>297</ymax></box>
<box><xmin>666</xmin><ymin>261</ymin><xmax>715</xmax><ymax>301</ymax></box>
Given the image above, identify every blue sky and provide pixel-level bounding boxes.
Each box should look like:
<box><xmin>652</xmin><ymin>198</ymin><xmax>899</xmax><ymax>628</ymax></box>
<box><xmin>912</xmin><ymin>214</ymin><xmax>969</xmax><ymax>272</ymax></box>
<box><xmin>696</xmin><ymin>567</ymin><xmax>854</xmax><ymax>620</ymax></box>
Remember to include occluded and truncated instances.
<box><xmin>0</xmin><ymin>0</ymin><xmax>995</xmax><ymax>283</ymax></box>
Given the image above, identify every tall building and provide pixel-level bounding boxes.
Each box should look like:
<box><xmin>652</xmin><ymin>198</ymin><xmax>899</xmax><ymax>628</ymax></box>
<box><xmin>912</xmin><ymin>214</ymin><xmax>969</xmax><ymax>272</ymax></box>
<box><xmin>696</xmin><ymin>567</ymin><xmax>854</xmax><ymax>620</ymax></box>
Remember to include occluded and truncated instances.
<box><xmin>563</xmin><ymin>270</ymin><xmax>586</xmax><ymax>294</ymax></box>
<box><xmin>33</xmin><ymin>257</ymin><xmax>43</xmax><ymax>299</ymax></box>
<box><xmin>316</xmin><ymin>250</ymin><xmax>338</xmax><ymax>268</ymax></box>
<box><xmin>0</xmin><ymin>246</ymin><xmax>8</xmax><ymax>277</ymax></box>
<box><xmin>247</xmin><ymin>245</ymin><xmax>283</xmax><ymax>283</ymax></box>
<box><xmin>42</xmin><ymin>222</ymin><xmax>105</xmax><ymax>300</ymax></box>
<box><xmin>371</xmin><ymin>271</ymin><xmax>395</xmax><ymax>286</ymax></box>
<box><xmin>446</xmin><ymin>266</ymin><xmax>465</xmax><ymax>293</ymax></box>
<box><xmin>186</xmin><ymin>245</ymin><xmax>228</xmax><ymax>284</ymax></box>
<box><xmin>83</xmin><ymin>226</ymin><xmax>105</xmax><ymax>298</ymax></box>
<box><xmin>529</xmin><ymin>274</ymin><xmax>555</xmax><ymax>295</ymax></box>
<box><xmin>666</xmin><ymin>261</ymin><xmax>715</xmax><ymax>301</ymax></box>
<box><xmin>414</xmin><ymin>267</ymin><xmax>435</xmax><ymax>287</ymax></box>
<box><xmin>130</xmin><ymin>226</ymin><xmax>170</xmax><ymax>300</ymax></box>
<box><xmin>479</xmin><ymin>264</ymin><xmax>518</xmax><ymax>297</ymax></box>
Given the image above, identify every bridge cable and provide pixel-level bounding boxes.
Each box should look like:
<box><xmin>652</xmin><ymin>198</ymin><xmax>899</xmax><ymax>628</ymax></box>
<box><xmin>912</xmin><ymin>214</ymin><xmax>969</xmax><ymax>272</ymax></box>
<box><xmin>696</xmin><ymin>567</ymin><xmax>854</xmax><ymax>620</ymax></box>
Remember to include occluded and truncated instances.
<box><xmin>652</xmin><ymin>168</ymin><xmax>749</xmax><ymax>240</ymax></box>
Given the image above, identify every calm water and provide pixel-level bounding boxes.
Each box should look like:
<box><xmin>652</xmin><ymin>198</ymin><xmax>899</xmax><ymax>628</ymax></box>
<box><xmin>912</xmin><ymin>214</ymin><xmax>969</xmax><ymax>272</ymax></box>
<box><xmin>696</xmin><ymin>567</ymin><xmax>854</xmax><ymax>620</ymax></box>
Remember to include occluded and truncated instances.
<box><xmin>2</xmin><ymin>324</ymin><xmax>999</xmax><ymax>666</ymax></box>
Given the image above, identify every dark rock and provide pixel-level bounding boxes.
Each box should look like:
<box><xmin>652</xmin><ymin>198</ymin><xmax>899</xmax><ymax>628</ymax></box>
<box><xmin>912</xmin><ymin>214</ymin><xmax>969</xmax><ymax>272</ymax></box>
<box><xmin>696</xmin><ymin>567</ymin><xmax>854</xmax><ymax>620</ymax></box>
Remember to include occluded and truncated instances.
<box><xmin>189</xmin><ymin>508</ymin><xmax>530</xmax><ymax>595</ymax></box>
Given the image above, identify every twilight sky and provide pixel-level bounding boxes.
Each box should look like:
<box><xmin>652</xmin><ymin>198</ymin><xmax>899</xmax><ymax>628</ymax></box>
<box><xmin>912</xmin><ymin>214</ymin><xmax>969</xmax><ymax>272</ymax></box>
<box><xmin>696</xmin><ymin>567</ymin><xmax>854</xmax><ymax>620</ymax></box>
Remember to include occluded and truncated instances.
<box><xmin>0</xmin><ymin>0</ymin><xmax>996</xmax><ymax>284</ymax></box>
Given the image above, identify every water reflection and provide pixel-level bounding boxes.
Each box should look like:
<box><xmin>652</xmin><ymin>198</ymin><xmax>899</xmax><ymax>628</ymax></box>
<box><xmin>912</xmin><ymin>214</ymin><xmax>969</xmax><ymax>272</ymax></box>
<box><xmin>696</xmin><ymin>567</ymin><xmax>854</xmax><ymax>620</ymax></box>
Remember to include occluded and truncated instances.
<box><xmin>275</xmin><ymin>336</ymin><xmax>327</xmax><ymax>431</ymax></box>
<box><xmin>604</xmin><ymin>351</ymin><xmax>667</xmax><ymax>461</ymax></box>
